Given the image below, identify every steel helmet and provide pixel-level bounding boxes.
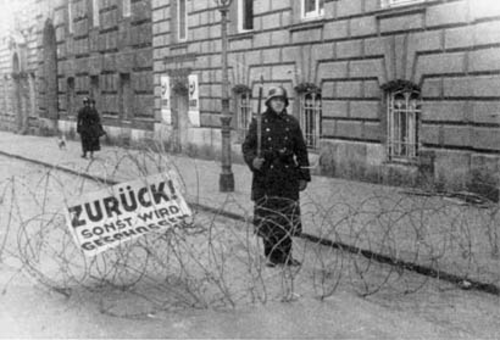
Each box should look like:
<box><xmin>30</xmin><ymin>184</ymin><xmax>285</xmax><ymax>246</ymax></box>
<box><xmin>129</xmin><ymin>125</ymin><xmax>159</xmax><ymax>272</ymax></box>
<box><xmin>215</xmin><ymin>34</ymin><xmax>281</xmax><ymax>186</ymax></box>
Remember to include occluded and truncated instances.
<box><xmin>265</xmin><ymin>86</ymin><xmax>289</xmax><ymax>107</ymax></box>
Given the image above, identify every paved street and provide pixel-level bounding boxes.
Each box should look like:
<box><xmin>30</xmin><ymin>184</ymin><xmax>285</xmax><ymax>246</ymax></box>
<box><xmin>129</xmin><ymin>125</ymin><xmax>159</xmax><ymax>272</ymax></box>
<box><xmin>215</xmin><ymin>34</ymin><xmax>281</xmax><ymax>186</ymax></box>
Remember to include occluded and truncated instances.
<box><xmin>0</xmin><ymin>132</ymin><xmax>500</xmax><ymax>338</ymax></box>
<box><xmin>0</xmin><ymin>131</ymin><xmax>498</xmax><ymax>288</ymax></box>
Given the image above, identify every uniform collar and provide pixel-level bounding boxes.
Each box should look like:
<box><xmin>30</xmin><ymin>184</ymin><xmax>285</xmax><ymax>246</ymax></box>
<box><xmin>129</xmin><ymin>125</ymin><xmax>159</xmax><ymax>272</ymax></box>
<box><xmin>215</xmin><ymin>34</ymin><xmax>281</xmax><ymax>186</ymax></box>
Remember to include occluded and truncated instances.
<box><xmin>265</xmin><ymin>109</ymin><xmax>287</xmax><ymax>120</ymax></box>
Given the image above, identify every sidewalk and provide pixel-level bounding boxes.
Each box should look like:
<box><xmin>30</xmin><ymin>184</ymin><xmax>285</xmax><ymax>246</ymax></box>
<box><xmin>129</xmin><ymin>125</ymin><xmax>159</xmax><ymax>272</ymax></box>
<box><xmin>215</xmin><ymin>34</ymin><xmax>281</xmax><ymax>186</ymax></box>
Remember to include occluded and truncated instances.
<box><xmin>0</xmin><ymin>131</ymin><xmax>498</xmax><ymax>293</ymax></box>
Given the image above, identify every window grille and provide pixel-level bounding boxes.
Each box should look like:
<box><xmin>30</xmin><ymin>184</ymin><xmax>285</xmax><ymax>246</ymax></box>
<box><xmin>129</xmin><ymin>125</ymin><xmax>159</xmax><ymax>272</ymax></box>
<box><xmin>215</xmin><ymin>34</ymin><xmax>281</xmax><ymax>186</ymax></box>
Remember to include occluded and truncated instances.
<box><xmin>237</xmin><ymin>92</ymin><xmax>252</xmax><ymax>139</ymax></box>
<box><xmin>300</xmin><ymin>92</ymin><xmax>321</xmax><ymax>150</ymax></box>
<box><xmin>387</xmin><ymin>89</ymin><xmax>421</xmax><ymax>161</ymax></box>
<box><xmin>238</xmin><ymin>0</ymin><xmax>253</xmax><ymax>31</ymax></box>
<box><xmin>302</xmin><ymin>0</ymin><xmax>324</xmax><ymax>19</ymax></box>
<box><xmin>381</xmin><ymin>0</ymin><xmax>425</xmax><ymax>8</ymax></box>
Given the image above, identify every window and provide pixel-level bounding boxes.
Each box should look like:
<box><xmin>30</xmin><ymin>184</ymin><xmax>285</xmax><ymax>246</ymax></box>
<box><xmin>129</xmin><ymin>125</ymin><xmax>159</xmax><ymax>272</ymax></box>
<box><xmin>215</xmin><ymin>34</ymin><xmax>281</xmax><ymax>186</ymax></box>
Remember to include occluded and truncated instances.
<box><xmin>236</xmin><ymin>91</ymin><xmax>252</xmax><ymax>140</ymax></box>
<box><xmin>178</xmin><ymin>0</ymin><xmax>188</xmax><ymax>41</ymax></box>
<box><xmin>123</xmin><ymin>0</ymin><xmax>131</xmax><ymax>17</ymax></box>
<box><xmin>92</xmin><ymin>0</ymin><xmax>99</xmax><ymax>27</ymax></box>
<box><xmin>66</xmin><ymin>77</ymin><xmax>75</xmax><ymax>116</ymax></box>
<box><xmin>300</xmin><ymin>92</ymin><xmax>322</xmax><ymax>150</ymax></box>
<box><xmin>119</xmin><ymin>73</ymin><xmax>132</xmax><ymax>119</ymax></box>
<box><xmin>68</xmin><ymin>1</ymin><xmax>73</xmax><ymax>34</ymax></box>
<box><xmin>387</xmin><ymin>89</ymin><xmax>421</xmax><ymax>161</ymax></box>
<box><xmin>381</xmin><ymin>0</ymin><xmax>425</xmax><ymax>8</ymax></box>
<box><xmin>90</xmin><ymin>75</ymin><xmax>99</xmax><ymax>104</ymax></box>
<box><xmin>238</xmin><ymin>0</ymin><xmax>253</xmax><ymax>31</ymax></box>
<box><xmin>302</xmin><ymin>0</ymin><xmax>324</xmax><ymax>19</ymax></box>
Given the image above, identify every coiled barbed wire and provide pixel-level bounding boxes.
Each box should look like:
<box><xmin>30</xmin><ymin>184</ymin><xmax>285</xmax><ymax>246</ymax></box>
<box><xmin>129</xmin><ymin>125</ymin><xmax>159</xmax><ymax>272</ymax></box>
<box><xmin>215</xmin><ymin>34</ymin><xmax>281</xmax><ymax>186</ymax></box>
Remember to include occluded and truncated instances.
<box><xmin>0</xmin><ymin>145</ymin><xmax>499</xmax><ymax>318</ymax></box>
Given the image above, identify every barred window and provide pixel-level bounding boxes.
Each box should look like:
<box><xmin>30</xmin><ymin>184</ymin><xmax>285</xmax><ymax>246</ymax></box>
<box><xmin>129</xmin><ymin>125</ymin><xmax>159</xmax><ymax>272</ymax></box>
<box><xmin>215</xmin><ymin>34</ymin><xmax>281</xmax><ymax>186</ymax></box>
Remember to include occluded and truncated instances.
<box><xmin>236</xmin><ymin>91</ymin><xmax>252</xmax><ymax>140</ymax></box>
<box><xmin>387</xmin><ymin>89</ymin><xmax>421</xmax><ymax>161</ymax></box>
<box><xmin>300</xmin><ymin>92</ymin><xmax>322</xmax><ymax>150</ymax></box>
<box><xmin>381</xmin><ymin>0</ymin><xmax>425</xmax><ymax>8</ymax></box>
<box><xmin>302</xmin><ymin>0</ymin><xmax>324</xmax><ymax>19</ymax></box>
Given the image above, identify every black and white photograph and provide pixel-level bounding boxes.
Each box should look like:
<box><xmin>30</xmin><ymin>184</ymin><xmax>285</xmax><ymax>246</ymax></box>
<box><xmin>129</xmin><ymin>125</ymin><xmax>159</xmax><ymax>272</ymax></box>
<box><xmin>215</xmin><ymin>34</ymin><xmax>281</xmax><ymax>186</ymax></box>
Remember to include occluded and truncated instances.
<box><xmin>0</xmin><ymin>0</ymin><xmax>499</xmax><ymax>338</ymax></box>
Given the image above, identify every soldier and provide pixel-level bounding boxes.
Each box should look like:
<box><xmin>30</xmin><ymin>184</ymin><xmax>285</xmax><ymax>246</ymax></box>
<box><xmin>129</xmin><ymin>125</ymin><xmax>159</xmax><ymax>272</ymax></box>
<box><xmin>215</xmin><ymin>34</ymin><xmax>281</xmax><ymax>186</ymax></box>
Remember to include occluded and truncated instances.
<box><xmin>76</xmin><ymin>97</ymin><xmax>102</xmax><ymax>159</ymax></box>
<box><xmin>242</xmin><ymin>86</ymin><xmax>311</xmax><ymax>267</ymax></box>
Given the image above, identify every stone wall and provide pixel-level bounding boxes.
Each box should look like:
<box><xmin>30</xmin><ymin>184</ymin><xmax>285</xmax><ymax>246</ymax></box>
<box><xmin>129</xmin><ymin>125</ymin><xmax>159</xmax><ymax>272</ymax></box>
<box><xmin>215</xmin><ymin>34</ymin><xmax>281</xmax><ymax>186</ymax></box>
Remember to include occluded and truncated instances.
<box><xmin>0</xmin><ymin>0</ymin><xmax>155</xmax><ymax>139</ymax></box>
<box><xmin>152</xmin><ymin>0</ymin><xmax>499</xmax><ymax>200</ymax></box>
<box><xmin>0</xmin><ymin>0</ymin><xmax>498</xmax><ymax>200</ymax></box>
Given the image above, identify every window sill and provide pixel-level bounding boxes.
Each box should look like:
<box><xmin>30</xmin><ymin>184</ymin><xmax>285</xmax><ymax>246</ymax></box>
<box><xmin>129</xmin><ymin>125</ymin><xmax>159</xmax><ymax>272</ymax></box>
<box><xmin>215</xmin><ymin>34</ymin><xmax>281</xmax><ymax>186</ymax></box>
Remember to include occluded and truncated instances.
<box><xmin>375</xmin><ymin>1</ymin><xmax>433</xmax><ymax>19</ymax></box>
<box><xmin>384</xmin><ymin>157</ymin><xmax>419</xmax><ymax>166</ymax></box>
<box><xmin>170</xmin><ymin>42</ymin><xmax>189</xmax><ymax>50</ymax></box>
<box><xmin>288</xmin><ymin>19</ymin><xmax>325</xmax><ymax>33</ymax></box>
<box><xmin>229</xmin><ymin>31</ymin><xmax>254</xmax><ymax>41</ymax></box>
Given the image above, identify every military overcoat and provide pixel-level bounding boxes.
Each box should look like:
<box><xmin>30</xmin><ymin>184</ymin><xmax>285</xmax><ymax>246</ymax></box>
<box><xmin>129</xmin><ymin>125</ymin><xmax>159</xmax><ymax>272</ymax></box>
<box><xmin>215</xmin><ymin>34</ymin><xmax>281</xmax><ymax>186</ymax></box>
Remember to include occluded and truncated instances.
<box><xmin>242</xmin><ymin>107</ymin><xmax>311</xmax><ymax>201</ymax></box>
<box><xmin>77</xmin><ymin>106</ymin><xmax>102</xmax><ymax>152</ymax></box>
<box><xmin>242</xmin><ymin>108</ymin><xmax>311</xmax><ymax>238</ymax></box>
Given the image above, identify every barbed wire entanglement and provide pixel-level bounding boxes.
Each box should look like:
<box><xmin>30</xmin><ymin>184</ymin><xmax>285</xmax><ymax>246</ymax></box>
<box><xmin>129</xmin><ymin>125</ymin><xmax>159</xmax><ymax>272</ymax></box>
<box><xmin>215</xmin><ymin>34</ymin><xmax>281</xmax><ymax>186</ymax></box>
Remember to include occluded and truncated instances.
<box><xmin>0</xmin><ymin>141</ymin><xmax>499</xmax><ymax>318</ymax></box>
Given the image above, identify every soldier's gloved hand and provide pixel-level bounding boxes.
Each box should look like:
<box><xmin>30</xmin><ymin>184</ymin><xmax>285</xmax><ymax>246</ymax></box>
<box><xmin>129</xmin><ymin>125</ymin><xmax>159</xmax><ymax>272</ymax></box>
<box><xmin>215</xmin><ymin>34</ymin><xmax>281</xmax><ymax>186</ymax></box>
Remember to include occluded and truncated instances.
<box><xmin>278</xmin><ymin>148</ymin><xmax>294</xmax><ymax>161</ymax></box>
<box><xmin>252</xmin><ymin>157</ymin><xmax>265</xmax><ymax>170</ymax></box>
<box><xmin>299</xmin><ymin>180</ymin><xmax>307</xmax><ymax>191</ymax></box>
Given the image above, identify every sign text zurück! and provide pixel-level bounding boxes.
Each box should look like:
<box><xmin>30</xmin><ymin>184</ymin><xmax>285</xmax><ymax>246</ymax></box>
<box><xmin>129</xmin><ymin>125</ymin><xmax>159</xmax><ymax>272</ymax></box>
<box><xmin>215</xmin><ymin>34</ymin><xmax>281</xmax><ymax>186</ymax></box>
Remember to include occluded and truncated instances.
<box><xmin>65</xmin><ymin>172</ymin><xmax>191</xmax><ymax>257</ymax></box>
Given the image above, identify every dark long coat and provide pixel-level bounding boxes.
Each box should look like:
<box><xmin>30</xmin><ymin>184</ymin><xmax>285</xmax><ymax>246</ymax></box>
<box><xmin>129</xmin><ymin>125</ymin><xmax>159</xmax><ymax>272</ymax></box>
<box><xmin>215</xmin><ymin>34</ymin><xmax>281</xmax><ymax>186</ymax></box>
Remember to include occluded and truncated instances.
<box><xmin>77</xmin><ymin>106</ymin><xmax>101</xmax><ymax>152</ymax></box>
<box><xmin>242</xmin><ymin>108</ymin><xmax>311</xmax><ymax>238</ymax></box>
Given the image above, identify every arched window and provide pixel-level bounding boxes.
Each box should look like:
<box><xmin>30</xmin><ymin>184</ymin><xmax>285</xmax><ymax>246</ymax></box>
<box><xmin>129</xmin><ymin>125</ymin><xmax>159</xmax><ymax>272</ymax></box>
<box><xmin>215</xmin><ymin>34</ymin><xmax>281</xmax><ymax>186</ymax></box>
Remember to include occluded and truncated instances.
<box><xmin>385</xmin><ymin>83</ymin><xmax>421</xmax><ymax>161</ymax></box>
<box><xmin>301</xmin><ymin>92</ymin><xmax>321</xmax><ymax>149</ymax></box>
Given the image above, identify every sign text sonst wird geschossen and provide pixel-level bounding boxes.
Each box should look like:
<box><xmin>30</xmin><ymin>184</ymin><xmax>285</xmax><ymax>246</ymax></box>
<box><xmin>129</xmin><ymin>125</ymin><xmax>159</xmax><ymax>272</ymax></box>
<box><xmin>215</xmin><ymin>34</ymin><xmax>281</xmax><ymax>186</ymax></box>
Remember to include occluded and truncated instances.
<box><xmin>65</xmin><ymin>172</ymin><xmax>192</xmax><ymax>257</ymax></box>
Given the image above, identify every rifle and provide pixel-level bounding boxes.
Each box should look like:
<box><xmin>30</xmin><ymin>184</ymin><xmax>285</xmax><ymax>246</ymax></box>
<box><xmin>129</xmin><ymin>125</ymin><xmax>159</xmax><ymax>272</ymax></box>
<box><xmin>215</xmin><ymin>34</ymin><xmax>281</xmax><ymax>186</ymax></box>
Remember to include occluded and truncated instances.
<box><xmin>256</xmin><ymin>76</ymin><xmax>264</xmax><ymax>157</ymax></box>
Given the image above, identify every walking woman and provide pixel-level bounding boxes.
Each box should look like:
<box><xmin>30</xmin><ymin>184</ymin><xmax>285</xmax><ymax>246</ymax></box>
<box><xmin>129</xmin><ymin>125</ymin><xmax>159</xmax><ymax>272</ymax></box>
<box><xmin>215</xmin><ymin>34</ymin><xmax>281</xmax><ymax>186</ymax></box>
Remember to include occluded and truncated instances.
<box><xmin>242</xmin><ymin>86</ymin><xmax>311</xmax><ymax>267</ymax></box>
<box><xmin>76</xmin><ymin>97</ymin><xmax>102</xmax><ymax>159</ymax></box>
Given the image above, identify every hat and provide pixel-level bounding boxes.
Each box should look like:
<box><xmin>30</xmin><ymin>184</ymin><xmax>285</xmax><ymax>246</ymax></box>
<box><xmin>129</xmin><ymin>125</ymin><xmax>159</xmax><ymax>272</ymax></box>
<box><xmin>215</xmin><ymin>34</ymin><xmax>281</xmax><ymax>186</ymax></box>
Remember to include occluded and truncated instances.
<box><xmin>265</xmin><ymin>86</ymin><xmax>289</xmax><ymax>107</ymax></box>
<box><xmin>83</xmin><ymin>97</ymin><xmax>90</xmax><ymax>103</ymax></box>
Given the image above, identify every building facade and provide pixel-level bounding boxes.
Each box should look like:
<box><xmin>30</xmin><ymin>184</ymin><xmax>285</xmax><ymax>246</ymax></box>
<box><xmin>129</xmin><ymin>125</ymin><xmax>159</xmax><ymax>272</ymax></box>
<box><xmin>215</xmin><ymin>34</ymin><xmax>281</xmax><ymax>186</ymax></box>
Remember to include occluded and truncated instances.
<box><xmin>0</xmin><ymin>0</ymin><xmax>498</xmax><ymax>200</ymax></box>
<box><xmin>0</xmin><ymin>0</ymin><xmax>155</xmax><ymax>140</ymax></box>
<box><xmin>0</xmin><ymin>0</ymin><xmax>38</xmax><ymax>134</ymax></box>
<box><xmin>152</xmin><ymin>0</ymin><xmax>500</xmax><ymax>200</ymax></box>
